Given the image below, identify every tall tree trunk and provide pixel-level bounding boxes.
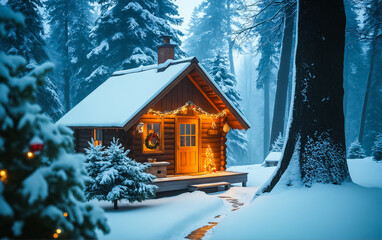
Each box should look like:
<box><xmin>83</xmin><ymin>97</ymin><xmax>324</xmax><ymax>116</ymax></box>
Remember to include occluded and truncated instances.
<box><xmin>64</xmin><ymin>0</ymin><xmax>71</xmax><ymax>112</ymax></box>
<box><xmin>269</xmin><ymin>4</ymin><xmax>296</xmax><ymax>147</ymax></box>
<box><xmin>113</xmin><ymin>200</ymin><xmax>118</xmax><ymax>209</ymax></box>
<box><xmin>226</xmin><ymin>0</ymin><xmax>235</xmax><ymax>74</ymax></box>
<box><xmin>263</xmin><ymin>77</ymin><xmax>270</xmax><ymax>160</ymax></box>
<box><xmin>358</xmin><ymin>39</ymin><xmax>376</xmax><ymax>143</ymax></box>
<box><xmin>262</xmin><ymin>0</ymin><xmax>350</xmax><ymax>193</ymax></box>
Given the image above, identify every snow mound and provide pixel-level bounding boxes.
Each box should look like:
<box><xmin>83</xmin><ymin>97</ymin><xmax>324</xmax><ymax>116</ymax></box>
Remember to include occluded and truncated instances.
<box><xmin>210</xmin><ymin>183</ymin><xmax>382</xmax><ymax>240</ymax></box>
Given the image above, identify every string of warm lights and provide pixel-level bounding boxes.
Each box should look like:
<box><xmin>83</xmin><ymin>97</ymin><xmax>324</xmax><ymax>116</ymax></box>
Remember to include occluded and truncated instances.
<box><xmin>147</xmin><ymin>101</ymin><xmax>227</xmax><ymax>120</ymax></box>
<box><xmin>204</xmin><ymin>145</ymin><xmax>216</xmax><ymax>173</ymax></box>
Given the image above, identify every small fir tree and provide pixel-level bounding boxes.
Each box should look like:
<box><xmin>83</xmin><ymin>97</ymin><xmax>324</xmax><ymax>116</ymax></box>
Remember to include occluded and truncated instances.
<box><xmin>348</xmin><ymin>139</ymin><xmax>366</xmax><ymax>159</ymax></box>
<box><xmin>372</xmin><ymin>134</ymin><xmax>382</xmax><ymax>161</ymax></box>
<box><xmin>96</xmin><ymin>138</ymin><xmax>157</xmax><ymax>209</ymax></box>
<box><xmin>0</xmin><ymin>6</ymin><xmax>109</xmax><ymax>238</ymax></box>
<box><xmin>85</xmin><ymin>139</ymin><xmax>105</xmax><ymax>200</ymax></box>
<box><xmin>204</xmin><ymin>146</ymin><xmax>217</xmax><ymax>173</ymax></box>
<box><xmin>271</xmin><ymin>133</ymin><xmax>284</xmax><ymax>152</ymax></box>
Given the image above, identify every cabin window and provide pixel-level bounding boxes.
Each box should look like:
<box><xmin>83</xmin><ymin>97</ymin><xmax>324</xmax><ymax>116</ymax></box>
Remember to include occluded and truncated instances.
<box><xmin>179</xmin><ymin>123</ymin><xmax>196</xmax><ymax>147</ymax></box>
<box><xmin>93</xmin><ymin>129</ymin><xmax>103</xmax><ymax>146</ymax></box>
<box><xmin>143</xmin><ymin>121</ymin><xmax>164</xmax><ymax>153</ymax></box>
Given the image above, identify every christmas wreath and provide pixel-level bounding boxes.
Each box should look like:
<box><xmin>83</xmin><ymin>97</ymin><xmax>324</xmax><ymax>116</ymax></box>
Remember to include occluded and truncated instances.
<box><xmin>145</xmin><ymin>132</ymin><xmax>160</xmax><ymax>150</ymax></box>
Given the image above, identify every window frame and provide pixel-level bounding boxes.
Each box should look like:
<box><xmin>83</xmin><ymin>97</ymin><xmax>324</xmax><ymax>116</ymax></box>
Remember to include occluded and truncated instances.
<box><xmin>93</xmin><ymin>128</ymin><xmax>103</xmax><ymax>146</ymax></box>
<box><xmin>141</xmin><ymin>119</ymin><xmax>164</xmax><ymax>154</ymax></box>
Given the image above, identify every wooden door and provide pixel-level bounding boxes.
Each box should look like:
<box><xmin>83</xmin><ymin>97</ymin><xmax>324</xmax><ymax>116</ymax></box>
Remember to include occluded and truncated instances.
<box><xmin>176</xmin><ymin>119</ymin><xmax>199</xmax><ymax>173</ymax></box>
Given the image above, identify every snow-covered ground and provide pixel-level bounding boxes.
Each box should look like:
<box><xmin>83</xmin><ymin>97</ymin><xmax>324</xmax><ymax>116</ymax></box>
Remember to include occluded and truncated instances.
<box><xmin>96</xmin><ymin>158</ymin><xmax>382</xmax><ymax>240</ymax></box>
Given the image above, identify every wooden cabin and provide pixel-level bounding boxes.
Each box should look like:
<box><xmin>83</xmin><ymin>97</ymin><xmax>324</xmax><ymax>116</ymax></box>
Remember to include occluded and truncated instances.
<box><xmin>57</xmin><ymin>36</ymin><xmax>250</xmax><ymax>192</ymax></box>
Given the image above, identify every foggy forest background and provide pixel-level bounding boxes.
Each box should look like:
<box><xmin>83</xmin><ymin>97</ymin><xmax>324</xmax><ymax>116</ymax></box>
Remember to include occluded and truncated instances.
<box><xmin>1</xmin><ymin>0</ymin><xmax>381</xmax><ymax>165</ymax></box>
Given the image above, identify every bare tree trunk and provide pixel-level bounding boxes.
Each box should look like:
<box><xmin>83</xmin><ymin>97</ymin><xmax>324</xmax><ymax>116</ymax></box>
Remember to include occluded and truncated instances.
<box><xmin>263</xmin><ymin>77</ymin><xmax>270</xmax><ymax>159</ymax></box>
<box><xmin>262</xmin><ymin>0</ymin><xmax>350</xmax><ymax>193</ymax></box>
<box><xmin>226</xmin><ymin>0</ymin><xmax>235</xmax><ymax>75</ymax></box>
<box><xmin>64</xmin><ymin>0</ymin><xmax>71</xmax><ymax>112</ymax></box>
<box><xmin>270</xmin><ymin>4</ymin><xmax>296</xmax><ymax>147</ymax></box>
<box><xmin>358</xmin><ymin>39</ymin><xmax>376</xmax><ymax>143</ymax></box>
<box><xmin>113</xmin><ymin>200</ymin><xmax>118</xmax><ymax>209</ymax></box>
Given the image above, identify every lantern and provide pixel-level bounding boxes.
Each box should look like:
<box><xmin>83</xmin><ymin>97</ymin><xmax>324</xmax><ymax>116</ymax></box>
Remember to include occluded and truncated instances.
<box><xmin>136</xmin><ymin>122</ymin><xmax>144</xmax><ymax>133</ymax></box>
<box><xmin>223</xmin><ymin>122</ymin><xmax>230</xmax><ymax>133</ymax></box>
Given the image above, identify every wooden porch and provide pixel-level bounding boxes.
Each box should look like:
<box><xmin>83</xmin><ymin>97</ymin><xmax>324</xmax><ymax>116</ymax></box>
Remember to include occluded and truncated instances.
<box><xmin>154</xmin><ymin>171</ymin><xmax>248</xmax><ymax>193</ymax></box>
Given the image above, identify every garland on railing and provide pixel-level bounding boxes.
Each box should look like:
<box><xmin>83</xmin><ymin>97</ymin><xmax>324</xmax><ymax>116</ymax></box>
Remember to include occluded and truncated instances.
<box><xmin>147</xmin><ymin>101</ymin><xmax>226</xmax><ymax>119</ymax></box>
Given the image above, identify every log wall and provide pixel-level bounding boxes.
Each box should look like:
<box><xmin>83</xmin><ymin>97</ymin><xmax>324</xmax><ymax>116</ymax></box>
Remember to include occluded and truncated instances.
<box><xmin>131</xmin><ymin>118</ymin><xmax>176</xmax><ymax>175</ymax></box>
<box><xmin>200</xmin><ymin>119</ymin><xmax>224</xmax><ymax>171</ymax></box>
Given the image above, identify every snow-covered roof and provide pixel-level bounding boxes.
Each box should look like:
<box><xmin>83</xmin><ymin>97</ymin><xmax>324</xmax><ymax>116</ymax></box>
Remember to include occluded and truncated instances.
<box><xmin>57</xmin><ymin>57</ymin><xmax>250</xmax><ymax>129</ymax></box>
<box><xmin>57</xmin><ymin>58</ymin><xmax>192</xmax><ymax>127</ymax></box>
<box><xmin>265</xmin><ymin>152</ymin><xmax>282</xmax><ymax>161</ymax></box>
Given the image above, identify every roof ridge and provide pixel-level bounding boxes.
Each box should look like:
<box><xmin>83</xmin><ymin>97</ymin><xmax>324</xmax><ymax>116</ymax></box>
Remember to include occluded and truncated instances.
<box><xmin>112</xmin><ymin>57</ymin><xmax>197</xmax><ymax>77</ymax></box>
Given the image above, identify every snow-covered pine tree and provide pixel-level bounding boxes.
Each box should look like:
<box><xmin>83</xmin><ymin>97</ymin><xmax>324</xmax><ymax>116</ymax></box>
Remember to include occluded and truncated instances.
<box><xmin>79</xmin><ymin>0</ymin><xmax>183</xmax><ymax>104</ymax></box>
<box><xmin>208</xmin><ymin>51</ymin><xmax>248</xmax><ymax>165</ymax></box>
<box><xmin>45</xmin><ymin>0</ymin><xmax>94</xmax><ymax>110</ymax></box>
<box><xmin>85</xmin><ymin>139</ymin><xmax>106</xmax><ymax>200</ymax></box>
<box><xmin>271</xmin><ymin>133</ymin><xmax>284</xmax><ymax>152</ymax></box>
<box><xmin>372</xmin><ymin>134</ymin><xmax>382</xmax><ymax>161</ymax></box>
<box><xmin>0</xmin><ymin>6</ymin><xmax>109</xmax><ymax>238</ymax></box>
<box><xmin>96</xmin><ymin>138</ymin><xmax>157</xmax><ymax>209</ymax></box>
<box><xmin>348</xmin><ymin>139</ymin><xmax>366</xmax><ymax>159</ymax></box>
<box><xmin>184</xmin><ymin>0</ymin><xmax>227</xmax><ymax>65</ymax></box>
<box><xmin>1</xmin><ymin>0</ymin><xmax>64</xmax><ymax>121</ymax></box>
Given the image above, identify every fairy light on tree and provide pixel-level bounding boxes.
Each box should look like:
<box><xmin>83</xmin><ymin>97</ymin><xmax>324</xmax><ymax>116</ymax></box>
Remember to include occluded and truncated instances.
<box><xmin>204</xmin><ymin>145</ymin><xmax>216</xmax><ymax>173</ymax></box>
<box><xmin>0</xmin><ymin>169</ymin><xmax>7</xmax><ymax>183</ymax></box>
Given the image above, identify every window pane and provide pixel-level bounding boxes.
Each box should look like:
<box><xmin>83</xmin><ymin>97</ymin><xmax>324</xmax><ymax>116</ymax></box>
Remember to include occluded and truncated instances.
<box><xmin>180</xmin><ymin>124</ymin><xmax>185</xmax><ymax>135</ymax></box>
<box><xmin>95</xmin><ymin>129</ymin><xmax>102</xmax><ymax>141</ymax></box>
<box><xmin>186</xmin><ymin>136</ymin><xmax>190</xmax><ymax>146</ymax></box>
<box><xmin>186</xmin><ymin>124</ymin><xmax>190</xmax><ymax>135</ymax></box>
<box><xmin>191</xmin><ymin>124</ymin><xmax>195</xmax><ymax>135</ymax></box>
<box><xmin>147</xmin><ymin>123</ymin><xmax>152</xmax><ymax>135</ymax></box>
<box><xmin>180</xmin><ymin>136</ymin><xmax>185</xmax><ymax>146</ymax></box>
<box><xmin>153</xmin><ymin>123</ymin><xmax>160</xmax><ymax>136</ymax></box>
<box><xmin>191</xmin><ymin>136</ymin><xmax>196</xmax><ymax>146</ymax></box>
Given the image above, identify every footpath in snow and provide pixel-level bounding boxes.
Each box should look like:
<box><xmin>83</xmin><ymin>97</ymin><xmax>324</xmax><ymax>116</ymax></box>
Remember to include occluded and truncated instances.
<box><xmin>96</xmin><ymin>158</ymin><xmax>382</xmax><ymax>240</ymax></box>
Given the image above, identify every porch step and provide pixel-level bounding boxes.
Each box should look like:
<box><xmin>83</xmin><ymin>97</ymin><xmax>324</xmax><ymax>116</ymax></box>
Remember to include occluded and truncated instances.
<box><xmin>188</xmin><ymin>182</ymin><xmax>231</xmax><ymax>192</ymax></box>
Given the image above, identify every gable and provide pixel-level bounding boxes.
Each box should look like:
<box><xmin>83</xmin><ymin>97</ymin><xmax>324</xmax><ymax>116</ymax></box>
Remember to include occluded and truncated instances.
<box><xmin>152</xmin><ymin>77</ymin><xmax>218</xmax><ymax>114</ymax></box>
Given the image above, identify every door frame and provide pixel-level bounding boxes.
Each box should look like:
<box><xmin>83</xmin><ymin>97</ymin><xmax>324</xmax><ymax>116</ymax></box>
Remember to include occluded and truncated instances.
<box><xmin>175</xmin><ymin>116</ymin><xmax>200</xmax><ymax>174</ymax></box>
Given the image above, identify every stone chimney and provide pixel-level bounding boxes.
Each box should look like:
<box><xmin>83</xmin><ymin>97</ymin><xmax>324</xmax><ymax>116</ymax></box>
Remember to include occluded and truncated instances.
<box><xmin>157</xmin><ymin>35</ymin><xmax>176</xmax><ymax>64</ymax></box>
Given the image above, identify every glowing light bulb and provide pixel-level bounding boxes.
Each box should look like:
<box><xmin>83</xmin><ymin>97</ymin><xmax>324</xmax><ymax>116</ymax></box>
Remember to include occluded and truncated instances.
<box><xmin>27</xmin><ymin>151</ymin><xmax>34</xmax><ymax>159</ymax></box>
<box><xmin>56</xmin><ymin>228</ymin><xmax>62</xmax><ymax>234</ymax></box>
<box><xmin>63</xmin><ymin>212</ymin><xmax>68</xmax><ymax>217</ymax></box>
<box><xmin>53</xmin><ymin>233</ymin><xmax>58</xmax><ymax>238</ymax></box>
<box><xmin>0</xmin><ymin>170</ymin><xmax>6</xmax><ymax>176</ymax></box>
